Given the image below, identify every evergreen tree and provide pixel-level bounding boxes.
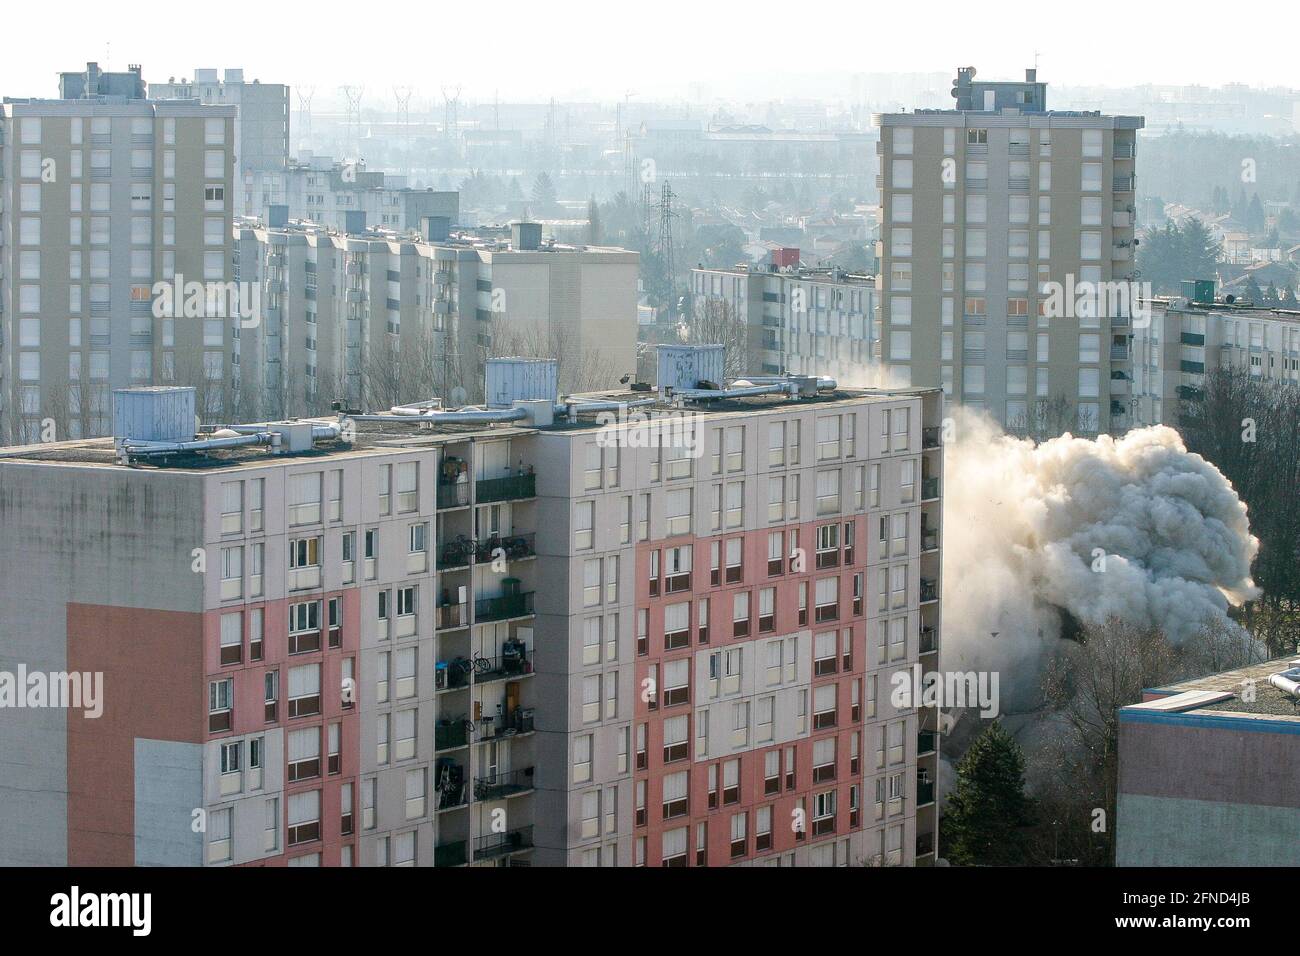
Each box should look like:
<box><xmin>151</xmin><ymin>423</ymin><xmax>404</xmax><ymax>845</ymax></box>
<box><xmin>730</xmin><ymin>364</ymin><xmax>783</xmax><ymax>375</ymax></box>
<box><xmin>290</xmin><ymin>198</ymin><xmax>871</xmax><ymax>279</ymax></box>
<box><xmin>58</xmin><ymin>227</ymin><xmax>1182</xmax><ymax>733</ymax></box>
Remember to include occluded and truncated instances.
<box><xmin>1244</xmin><ymin>274</ymin><xmax>1265</xmax><ymax>304</ymax></box>
<box><xmin>940</xmin><ymin>722</ymin><xmax>1036</xmax><ymax>866</ymax></box>
<box><xmin>1247</xmin><ymin>194</ymin><xmax>1267</xmax><ymax>235</ymax></box>
<box><xmin>531</xmin><ymin>172</ymin><xmax>557</xmax><ymax>210</ymax></box>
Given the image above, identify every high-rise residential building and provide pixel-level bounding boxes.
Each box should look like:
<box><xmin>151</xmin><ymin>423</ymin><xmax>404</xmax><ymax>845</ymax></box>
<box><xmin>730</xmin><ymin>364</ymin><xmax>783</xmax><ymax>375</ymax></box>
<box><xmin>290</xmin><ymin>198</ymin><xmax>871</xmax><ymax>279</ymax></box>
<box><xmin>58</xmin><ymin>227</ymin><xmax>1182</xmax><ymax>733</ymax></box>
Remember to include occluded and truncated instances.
<box><xmin>271</xmin><ymin>154</ymin><xmax>459</xmax><ymax>233</ymax></box>
<box><xmin>0</xmin><ymin>348</ymin><xmax>944</xmax><ymax>867</ymax></box>
<box><xmin>1116</xmin><ymin>656</ymin><xmax>1300</xmax><ymax>866</ymax></box>
<box><xmin>0</xmin><ymin>63</ymin><xmax>236</xmax><ymax>444</ymax></box>
<box><xmin>231</xmin><ymin>214</ymin><xmax>639</xmax><ymax>417</ymax></box>
<box><xmin>690</xmin><ymin>251</ymin><xmax>879</xmax><ymax>383</ymax></box>
<box><xmin>1132</xmin><ymin>286</ymin><xmax>1300</xmax><ymax>428</ymax></box>
<box><xmin>150</xmin><ymin>69</ymin><xmax>290</xmax><ymax>216</ymax></box>
<box><xmin>875</xmin><ymin>67</ymin><xmax>1144</xmax><ymax>435</ymax></box>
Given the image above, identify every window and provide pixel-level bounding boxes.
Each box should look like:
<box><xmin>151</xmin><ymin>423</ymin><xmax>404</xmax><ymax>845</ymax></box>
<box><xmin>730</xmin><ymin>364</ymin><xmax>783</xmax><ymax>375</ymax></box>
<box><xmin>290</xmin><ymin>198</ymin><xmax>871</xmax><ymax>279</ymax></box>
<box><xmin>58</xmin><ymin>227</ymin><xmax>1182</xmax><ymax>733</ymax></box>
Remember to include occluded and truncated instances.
<box><xmin>288</xmin><ymin>664</ymin><xmax>321</xmax><ymax>718</ymax></box>
<box><xmin>732</xmin><ymin>592</ymin><xmax>751</xmax><ymax>638</ymax></box>
<box><xmin>219</xmin><ymin>613</ymin><xmax>243</xmax><ymax>666</ymax></box>
<box><xmin>664</xmin><ymin>659</ymin><xmax>690</xmax><ymax>707</ymax></box>
<box><xmin>287</xmin><ymin>791</ymin><xmax>321</xmax><ymax>846</ymax></box>
<box><xmin>288</xmin><ymin>727</ymin><xmax>321</xmax><ymax>781</ymax></box>
<box><xmin>664</xmin><ymin>715</ymin><xmax>689</xmax><ymax>763</ymax></box>
<box><xmin>575</xmin><ymin>501</ymin><xmax>595</xmax><ymax>550</ymax></box>
<box><xmin>663</xmin><ymin>771</ymin><xmax>689</xmax><ymax>819</ymax></box>
<box><xmin>209</xmin><ymin>678</ymin><xmax>233</xmax><ymax>732</ymax></box>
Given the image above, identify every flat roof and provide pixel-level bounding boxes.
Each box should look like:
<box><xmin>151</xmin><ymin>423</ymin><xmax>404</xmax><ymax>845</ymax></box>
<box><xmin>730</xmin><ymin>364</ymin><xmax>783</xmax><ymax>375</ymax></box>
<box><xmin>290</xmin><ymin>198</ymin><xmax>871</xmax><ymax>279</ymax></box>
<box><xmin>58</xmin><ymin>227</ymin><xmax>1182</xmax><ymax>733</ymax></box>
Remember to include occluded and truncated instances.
<box><xmin>1126</xmin><ymin>657</ymin><xmax>1300</xmax><ymax>722</ymax></box>
<box><xmin>0</xmin><ymin>386</ymin><xmax>936</xmax><ymax>473</ymax></box>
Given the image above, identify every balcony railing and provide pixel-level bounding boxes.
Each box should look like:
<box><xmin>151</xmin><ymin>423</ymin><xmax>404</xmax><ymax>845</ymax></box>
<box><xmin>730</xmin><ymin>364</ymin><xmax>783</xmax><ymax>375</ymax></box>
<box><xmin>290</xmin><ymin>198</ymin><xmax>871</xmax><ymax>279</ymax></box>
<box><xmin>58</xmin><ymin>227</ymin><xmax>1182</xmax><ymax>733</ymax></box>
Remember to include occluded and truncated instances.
<box><xmin>920</xmin><ymin>626</ymin><xmax>938</xmax><ymax>654</ymax></box>
<box><xmin>435</xmin><ymin>841</ymin><xmax>467</xmax><ymax>867</ymax></box>
<box><xmin>921</xmin><ymin>477</ymin><xmax>940</xmax><ymax>500</ymax></box>
<box><xmin>437</xmin><ymin>481</ymin><xmax>470</xmax><ymax>509</ymax></box>
<box><xmin>918</xmin><ymin>731</ymin><xmax>937</xmax><ymax>755</ymax></box>
<box><xmin>477</xmin><ymin>705</ymin><xmax>535</xmax><ymax>740</ymax></box>
<box><xmin>475</xmin><ymin>591</ymin><xmax>535</xmax><ymax>622</ymax></box>
<box><xmin>1111</xmin><ymin>345</ymin><xmax>1130</xmax><ymax>360</ymax></box>
<box><xmin>475</xmin><ymin>825</ymin><xmax>534</xmax><ymax>860</ymax></box>
<box><xmin>472</xmin><ymin>646</ymin><xmax>532</xmax><ymax>682</ymax></box>
<box><xmin>917</xmin><ymin>831</ymin><xmax>935</xmax><ymax>856</ymax></box>
<box><xmin>476</xmin><ymin>473</ymin><xmax>536</xmax><ymax>504</ymax></box>
<box><xmin>435</xmin><ymin>719</ymin><xmax>470</xmax><ymax>750</ymax></box>
<box><xmin>917</xmin><ymin>780</ymin><xmax>935</xmax><ymax>806</ymax></box>
<box><xmin>474</xmin><ymin>532</ymin><xmax>536</xmax><ymax>564</ymax></box>
<box><xmin>920</xmin><ymin>579</ymin><xmax>938</xmax><ymax>603</ymax></box>
<box><xmin>474</xmin><ymin>767</ymin><xmax>535</xmax><ymax>801</ymax></box>
<box><xmin>922</xmin><ymin>426</ymin><xmax>940</xmax><ymax>449</ymax></box>
<box><xmin>921</xmin><ymin>528</ymin><xmax>939</xmax><ymax>552</ymax></box>
<box><xmin>438</xmin><ymin>602</ymin><xmax>469</xmax><ymax>629</ymax></box>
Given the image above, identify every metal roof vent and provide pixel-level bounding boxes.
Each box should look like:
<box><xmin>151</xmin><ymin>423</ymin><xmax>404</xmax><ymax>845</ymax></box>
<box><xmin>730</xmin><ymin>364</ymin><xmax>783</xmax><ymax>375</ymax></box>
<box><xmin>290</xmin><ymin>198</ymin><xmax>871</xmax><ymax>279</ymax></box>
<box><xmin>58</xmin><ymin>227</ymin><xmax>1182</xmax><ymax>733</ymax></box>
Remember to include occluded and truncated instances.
<box><xmin>485</xmin><ymin>358</ymin><xmax>558</xmax><ymax>409</ymax></box>
<box><xmin>656</xmin><ymin>344</ymin><xmax>725</xmax><ymax>396</ymax></box>
<box><xmin>112</xmin><ymin>387</ymin><xmax>196</xmax><ymax>454</ymax></box>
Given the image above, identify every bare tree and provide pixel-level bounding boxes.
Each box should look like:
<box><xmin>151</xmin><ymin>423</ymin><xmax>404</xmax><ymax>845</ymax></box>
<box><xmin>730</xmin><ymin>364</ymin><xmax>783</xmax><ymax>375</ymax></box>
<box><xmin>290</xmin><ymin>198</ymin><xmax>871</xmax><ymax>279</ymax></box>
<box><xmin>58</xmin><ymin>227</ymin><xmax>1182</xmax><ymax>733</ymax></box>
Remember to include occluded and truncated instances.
<box><xmin>1039</xmin><ymin>617</ymin><xmax>1183</xmax><ymax>865</ymax></box>
<box><xmin>681</xmin><ymin>297</ymin><xmax>748</xmax><ymax>379</ymax></box>
<box><xmin>1180</xmin><ymin>367</ymin><xmax>1300</xmax><ymax>657</ymax></box>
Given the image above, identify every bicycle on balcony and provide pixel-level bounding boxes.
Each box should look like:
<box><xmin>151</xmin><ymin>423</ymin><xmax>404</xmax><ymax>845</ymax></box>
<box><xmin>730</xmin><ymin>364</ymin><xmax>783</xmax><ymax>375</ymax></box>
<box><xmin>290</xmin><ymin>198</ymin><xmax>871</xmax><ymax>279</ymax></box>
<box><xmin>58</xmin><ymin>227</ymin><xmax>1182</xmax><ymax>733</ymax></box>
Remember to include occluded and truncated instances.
<box><xmin>451</xmin><ymin>654</ymin><xmax>493</xmax><ymax>679</ymax></box>
<box><xmin>440</xmin><ymin>535</ymin><xmax>477</xmax><ymax>568</ymax></box>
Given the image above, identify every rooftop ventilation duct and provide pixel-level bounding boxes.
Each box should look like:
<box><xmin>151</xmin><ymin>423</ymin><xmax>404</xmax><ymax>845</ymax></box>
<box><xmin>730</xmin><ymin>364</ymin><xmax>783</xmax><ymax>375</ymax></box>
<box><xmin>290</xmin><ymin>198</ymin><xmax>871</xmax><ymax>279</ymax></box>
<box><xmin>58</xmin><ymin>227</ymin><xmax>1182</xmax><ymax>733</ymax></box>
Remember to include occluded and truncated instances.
<box><xmin>1267</xmin><ymin>663</ymin><xmax>1300</xmax><ymax>700</ymax></box>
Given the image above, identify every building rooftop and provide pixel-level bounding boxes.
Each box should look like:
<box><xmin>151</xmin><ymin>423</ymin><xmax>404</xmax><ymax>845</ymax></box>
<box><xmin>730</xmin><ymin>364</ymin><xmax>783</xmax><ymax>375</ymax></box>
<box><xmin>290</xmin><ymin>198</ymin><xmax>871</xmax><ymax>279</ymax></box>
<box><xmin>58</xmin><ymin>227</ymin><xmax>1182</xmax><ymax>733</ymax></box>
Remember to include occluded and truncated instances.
<box><xmin>1128</xmin><ymin>656</ymin><xmax>1300</xmax><ymax>723</ymax></box>
<box><xmin>0</xmin><ymin>386</ymin><xmax>937</xmax><ymax>473</ymax></box>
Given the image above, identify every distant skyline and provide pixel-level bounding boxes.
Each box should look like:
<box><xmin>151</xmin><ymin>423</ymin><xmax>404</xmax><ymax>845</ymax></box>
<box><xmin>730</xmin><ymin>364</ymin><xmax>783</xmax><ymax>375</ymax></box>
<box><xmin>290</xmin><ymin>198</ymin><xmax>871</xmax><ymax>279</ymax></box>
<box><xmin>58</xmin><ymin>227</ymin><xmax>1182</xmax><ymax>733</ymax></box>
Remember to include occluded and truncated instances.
<box><xmin>6</xmin><ymin>0</ymin><xmax>1299</xmax><ymax>106</ymax></box>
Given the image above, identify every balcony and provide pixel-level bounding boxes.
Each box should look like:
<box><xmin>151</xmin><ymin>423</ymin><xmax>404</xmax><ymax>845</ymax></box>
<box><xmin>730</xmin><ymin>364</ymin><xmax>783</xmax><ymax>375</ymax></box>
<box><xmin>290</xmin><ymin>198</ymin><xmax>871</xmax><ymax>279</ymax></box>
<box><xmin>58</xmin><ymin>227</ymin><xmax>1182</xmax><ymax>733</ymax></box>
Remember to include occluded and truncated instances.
<box><xmin>437</xmin><ymin>540</ymin><xmax>473</xmax><ymax>570</ymax></box>
<box><xmin>921</xmin><ymin>528</ymin><xmax>939</xmax><ymax>552</ymax></box>
<box><xmin>921</xmin><ymin>477</ymin><xmax>940</xmax><ymax>501</ymax></box>
<box><xmin>435</xmin><ymin>841</ymin><xmax>467</xmax><ymax>867</ymax></box>
<box><xmin>437</xmin><ymin>481</ymin><xmax>470</xmax><ymax>509</ymax></box>
<box><xmin>917</xmin><ymin>779</ymin><xmax>935</xmax><ymax>806</ymax></box>
<box><xmin>474</xmin><ymin>767</ymin><xmax>535</xmax><ymax>801</ymax></box>
<box><xmin>474</xmin><ymin>532</ymin><xmax>536</xmax><ymax>564</ymax></box>
<box><xmin>1111</xmin><ymin>344</ymin><xmax>1130</xmax><ymax>360</ymax></box>
<box><xmin>475</xmin><ymin>591</ymin><xmax>535</xmax><ymax>623</ymax></box>
<box><xmin>476</xmin><ymin>473</ymin><xmax>536</xmax><ymax>504</ymax></box>
<box><xmin>476</xmin><ymin>705</ymin><xmax>535</xmax><ymax>740</ymax></box>
<box><xmin>1180</xmin><ymin>332</ymin><xmax>1205</xmax><ymax>346</ymax></box>
<box><xmin>435</xmin><ymin>718</ymin><xmax>470</xmax><ymax>751</ymax></box>
<box><xmin>922</xmin><ymin>427</ymin><xmax>941</xmax><ymax>449</ymax></box>
<box><xmin>475</xmin><ymin>825</ymin><xmax>534</xmax><ymax>861</ymax></box>
<box><xmin>437</xmin><ymin>602</ymin><xmax>469</xmax><ymax>630</ymax></box>
<box><xmin>920</xmin><ymin>626</ymin><xmax>938</xmax><ymax>655</ymax></box>
<box><xmin>920</xmin><ymin>579</ymin><xmax>938</xmax><ymax>603</ymax></box>
<box><xmin>1113</xmin><ymin>175</ymin><xmax>1135</xmax><ymax>193</ymax></box>
<box><xmin>472</xmin><ymin>644</ymin><xmax>532</xmax><ymax>682</ymax></box>
<box><xmin>916</xmin><ymin>831</ymin><xmax>935</xmax><ymax>857</ymax></box>
<box><xmin>918</xmin><ymin>731</ymin><xmax>937</xmax><ymax>756</ymax></box>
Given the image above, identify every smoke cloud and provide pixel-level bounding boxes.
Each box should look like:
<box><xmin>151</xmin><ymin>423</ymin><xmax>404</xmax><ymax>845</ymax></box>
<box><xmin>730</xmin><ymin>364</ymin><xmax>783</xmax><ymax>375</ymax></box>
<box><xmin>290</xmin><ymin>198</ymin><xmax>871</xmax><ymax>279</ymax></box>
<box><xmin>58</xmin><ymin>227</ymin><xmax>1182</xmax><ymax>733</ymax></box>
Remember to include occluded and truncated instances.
<box><xmin>940</xmin><ymin>410</ymin><xmax>1259</xmax><ymax>711</ymax></box>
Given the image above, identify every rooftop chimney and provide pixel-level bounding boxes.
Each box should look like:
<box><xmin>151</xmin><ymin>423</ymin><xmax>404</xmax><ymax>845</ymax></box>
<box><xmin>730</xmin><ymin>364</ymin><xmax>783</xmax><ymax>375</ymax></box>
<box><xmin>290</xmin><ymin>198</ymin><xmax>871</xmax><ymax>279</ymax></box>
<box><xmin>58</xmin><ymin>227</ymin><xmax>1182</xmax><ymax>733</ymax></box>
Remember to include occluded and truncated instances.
<box><xmin>512</xmin><ymin>221</ymin><xmax>542</xmax><ymax>251</ymax></box>
<box><xmin>422</xmin><ymin>215</ymin><xmax>451</xmax><ymax>242</ymax></box>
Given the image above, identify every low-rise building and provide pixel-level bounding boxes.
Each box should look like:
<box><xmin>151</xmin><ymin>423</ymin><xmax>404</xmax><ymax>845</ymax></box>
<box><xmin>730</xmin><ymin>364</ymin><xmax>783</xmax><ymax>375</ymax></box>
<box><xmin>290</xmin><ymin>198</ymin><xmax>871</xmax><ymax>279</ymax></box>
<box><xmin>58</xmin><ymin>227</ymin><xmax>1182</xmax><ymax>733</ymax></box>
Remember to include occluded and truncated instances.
<box><xmin>1117</xmin><ymin>656</ymin><xmax>1300</xmax><ymax>866</ymax></box>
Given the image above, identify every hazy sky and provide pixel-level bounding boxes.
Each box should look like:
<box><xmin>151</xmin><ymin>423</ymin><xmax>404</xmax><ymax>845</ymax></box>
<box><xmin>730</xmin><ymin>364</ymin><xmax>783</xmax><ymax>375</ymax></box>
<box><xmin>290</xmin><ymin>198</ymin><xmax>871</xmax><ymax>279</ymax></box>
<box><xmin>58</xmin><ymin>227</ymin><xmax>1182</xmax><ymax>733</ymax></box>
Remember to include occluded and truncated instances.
<box><xmin>5</xmin><ymin>0</ymin><xmax>1298</xmax><ymax>107</ymax></box>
